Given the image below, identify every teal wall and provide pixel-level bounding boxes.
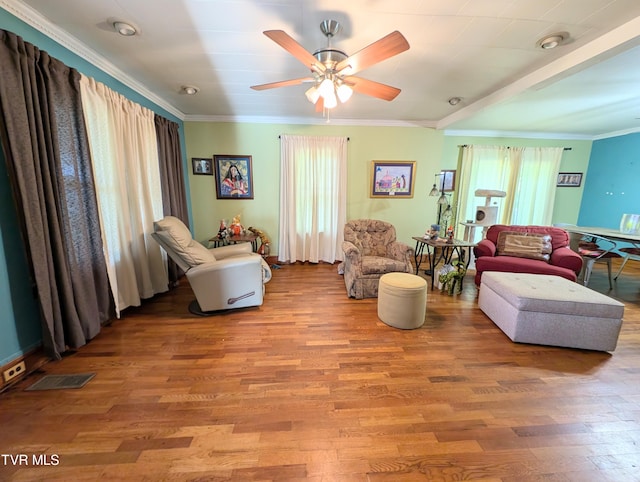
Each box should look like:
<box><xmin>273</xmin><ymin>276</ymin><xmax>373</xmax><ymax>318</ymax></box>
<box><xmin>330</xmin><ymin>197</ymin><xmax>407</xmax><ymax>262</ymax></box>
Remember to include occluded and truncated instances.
<box><xmin>0</xmin><ymin>148</ymin><xmax>41</xmax><ymax>365</ymax></box>
<box><xmin>578</xmin><ymin>132</ymin><xmax>640</xmax><ymax>229</ymax></box>
<box><xmin>0</xmin><ymin>7</ymin><xmax>187</xmax><ymax>365</ymax></box>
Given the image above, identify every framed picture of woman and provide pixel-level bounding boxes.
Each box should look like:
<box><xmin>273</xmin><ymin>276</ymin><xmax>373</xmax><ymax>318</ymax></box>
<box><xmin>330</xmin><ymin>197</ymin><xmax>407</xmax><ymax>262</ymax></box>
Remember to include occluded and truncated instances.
<box><xmin>213</xmin><ymin>155</ymin><xmax>254</xmax><ymax>199</ymax></box>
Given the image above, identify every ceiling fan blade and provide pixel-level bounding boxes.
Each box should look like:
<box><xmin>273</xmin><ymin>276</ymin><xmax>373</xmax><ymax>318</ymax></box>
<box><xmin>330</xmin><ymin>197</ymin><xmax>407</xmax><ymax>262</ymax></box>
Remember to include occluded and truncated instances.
<box><xmin>344</xmin><ymin>76</ymin><xmax>401</xmax><ymax>101</ymax></box>
<box><xmin>315</xmin><ymin>96</ymin><xmax>324</xmax><ymax>112</ymax></box>
<box><xmin>263</xmin><ymin>30</ymin><xmax>322</xmax><ymax>70</ymax></box>
<box><xmin>251</xmin><ymin>77</ymin><xmax>313</xmax><ymax>91</ymax></box>
<box><xmin>336</xmin><ymin>31</ymin><xmax>409</xmax><ymax>75</ymax></box>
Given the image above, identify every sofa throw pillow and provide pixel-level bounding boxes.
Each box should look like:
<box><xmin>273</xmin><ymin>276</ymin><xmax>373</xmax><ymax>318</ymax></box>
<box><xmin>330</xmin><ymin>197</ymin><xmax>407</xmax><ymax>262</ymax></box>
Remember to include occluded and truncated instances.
<box><xmin>496</xmin><ymin>231</ymin><xmax>553</xmax><ymax>262</ymax></box>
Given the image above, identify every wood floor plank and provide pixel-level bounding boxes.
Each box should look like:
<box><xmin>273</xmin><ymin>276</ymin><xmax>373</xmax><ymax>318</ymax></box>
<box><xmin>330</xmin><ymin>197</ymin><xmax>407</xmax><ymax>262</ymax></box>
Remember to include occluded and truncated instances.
<box><xmin>1</xmin><ymin>260</ymin><xmax>640</xmax><ymax>481</ymax></box>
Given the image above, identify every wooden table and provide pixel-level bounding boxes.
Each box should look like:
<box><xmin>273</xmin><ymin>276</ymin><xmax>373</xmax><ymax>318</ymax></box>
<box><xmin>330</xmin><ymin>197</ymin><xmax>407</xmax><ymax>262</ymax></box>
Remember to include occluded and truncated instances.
<box><xmin>412</xmin><ymin>236</ymin><xmax>477</xmax><ymax>290</ymax></box>
<box><xmin>208</xmin><ymin>233</ymin><xmax>259</xmax><ymax>252</ymax></box>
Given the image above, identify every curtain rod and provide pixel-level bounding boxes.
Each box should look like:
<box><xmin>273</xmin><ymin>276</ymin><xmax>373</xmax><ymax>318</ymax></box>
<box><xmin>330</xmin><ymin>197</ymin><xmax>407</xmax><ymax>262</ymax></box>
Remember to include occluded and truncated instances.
<box><xmin>279</xmin><ymin>135</ymin><xmax>350</xmax><ymax>141</ymax></box>
<box><xmin>458</xmin><ymin>144</ymin><xmax>571</xmax><ymax>150</ymax></box>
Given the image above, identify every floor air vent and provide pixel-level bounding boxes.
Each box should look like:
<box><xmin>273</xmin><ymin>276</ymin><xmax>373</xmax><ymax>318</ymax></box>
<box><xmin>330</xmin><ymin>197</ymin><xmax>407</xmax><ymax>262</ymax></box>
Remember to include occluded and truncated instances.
<box><xmin>25</xmin><ymin>373</ymin><xmax>95</xmax><ymax>391</ymax></box>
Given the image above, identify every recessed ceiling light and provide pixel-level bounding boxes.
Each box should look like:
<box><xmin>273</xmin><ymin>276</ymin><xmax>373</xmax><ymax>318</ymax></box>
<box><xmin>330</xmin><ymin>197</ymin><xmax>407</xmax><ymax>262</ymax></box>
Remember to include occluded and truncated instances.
<box><xmin>448</xmin><ymin>97</ymin><xmax>462</xmax><ymax>106</ymax></box>
<box><xmin>181</xmin><ymin>85</ymin><xmax>199</xmax><ymax>95</ymax></box>
<box><xmin>113</xmin><ymin>21</ymin><xmax>137</xmax><ymax>37</ymax></box>
<box><xmin>536</xmin><ymin>32</ymin><xmax>569</xmax><ymax>50</ymax></box>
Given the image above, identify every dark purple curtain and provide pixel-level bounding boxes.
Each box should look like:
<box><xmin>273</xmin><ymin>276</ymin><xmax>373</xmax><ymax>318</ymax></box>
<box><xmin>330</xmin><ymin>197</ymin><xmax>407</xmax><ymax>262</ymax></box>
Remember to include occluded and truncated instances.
<box><xmin>0</xmin><ymin>30</ymin><xmax>112</xmax><ymax>359</ymax></box>
<box><xmin>155</xmin><ymin>114</ymin><xmax>189</xmax><ymax>285</ymax></box>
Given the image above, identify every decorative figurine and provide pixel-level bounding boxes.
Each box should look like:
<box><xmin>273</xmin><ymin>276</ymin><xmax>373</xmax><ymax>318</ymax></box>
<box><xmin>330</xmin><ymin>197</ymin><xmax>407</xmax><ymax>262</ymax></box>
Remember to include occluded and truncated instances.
<box><xmin>438</xmin><ymin>262</ymin><xmax>467</xmax><ymax>295</ymax></box>
<box><xmin>217</xmin><ymin>219</ymin><xmax>229</xmax><ymax>240</ymax></box>
<box><xmin>230</xmin><ymin>214</ymin><xmax>243</xmax><ymax>236</ymax></box>
<box><xmin>248</xmin><ymin>226</ymin><xmax>271</xmax><ymax>258</ymax></box>
<box><xmin>446</xmin><ymin>226</ymin><xmax>454</xmax><ymax>243</ymax></box>
<box><xmin>424</xmin><ymin>224</ymin><xmax>440</xmax><ymax>240</ymax></box>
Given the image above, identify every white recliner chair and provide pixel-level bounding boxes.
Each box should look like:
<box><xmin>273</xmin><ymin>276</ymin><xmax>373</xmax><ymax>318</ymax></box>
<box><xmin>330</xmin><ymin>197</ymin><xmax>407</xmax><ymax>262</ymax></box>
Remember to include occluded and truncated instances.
<box><xmin>152</xmin><ymin>216</ymin><xmax>271</xmax><ymax>314</ymax></box>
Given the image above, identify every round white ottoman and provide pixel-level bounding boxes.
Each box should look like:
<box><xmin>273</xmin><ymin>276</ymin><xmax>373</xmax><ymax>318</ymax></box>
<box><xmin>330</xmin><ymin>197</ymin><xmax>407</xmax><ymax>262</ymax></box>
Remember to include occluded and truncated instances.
<box><xmin>377</xmin><ymin>272</ymin><xmax>427</xmax><ymax>329</ymax></box>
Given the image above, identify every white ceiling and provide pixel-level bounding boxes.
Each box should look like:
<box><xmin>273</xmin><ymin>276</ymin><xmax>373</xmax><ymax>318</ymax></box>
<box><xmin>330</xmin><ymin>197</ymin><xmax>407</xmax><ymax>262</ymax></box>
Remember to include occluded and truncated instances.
<box><xmin>6</xmin><ymin>0</ymin><xmax>640</xmax><ymax>138</ymax></box>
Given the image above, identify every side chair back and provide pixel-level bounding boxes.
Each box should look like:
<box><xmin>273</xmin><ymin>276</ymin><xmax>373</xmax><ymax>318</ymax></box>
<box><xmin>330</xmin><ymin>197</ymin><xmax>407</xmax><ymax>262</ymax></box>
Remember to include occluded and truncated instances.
<box><xmin>567</xmin><ymin>231</ymin><xmax>621</xmax><ymax>289</ymax></box>
<box><xmin>614</xmin><ymin>213</ymin><xmax>640</xmax><ymax>280</ymax></box>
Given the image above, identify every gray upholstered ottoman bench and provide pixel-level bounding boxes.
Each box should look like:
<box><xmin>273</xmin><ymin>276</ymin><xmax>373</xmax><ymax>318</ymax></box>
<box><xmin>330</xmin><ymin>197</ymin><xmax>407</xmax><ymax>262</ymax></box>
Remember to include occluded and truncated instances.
<box><xmin>478</xmin><ymin>272</ymin><xmax>624</xmax><ymax>352</ymax></box>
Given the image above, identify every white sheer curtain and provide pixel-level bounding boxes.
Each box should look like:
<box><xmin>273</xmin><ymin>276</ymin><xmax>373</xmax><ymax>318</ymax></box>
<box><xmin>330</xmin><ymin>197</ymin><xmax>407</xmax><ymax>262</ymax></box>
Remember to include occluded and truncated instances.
<box><xmin>278</xmin><ymin>134</ymin><xmax>348</xmax><ymax>263</ymax></box>
<box><xmin>80</xmin><ymin>75</ymin><xmax>168</xmax><ymax>316</ymax></box>
<box><xmin>457</xmin><ymin>145</ymin><xmax>512</xmax><ymax>230</ymax></box>
<box><xmin>511</xmin><ymin>147</ymin><xmax>563</xmax><ymax>225</ymax></box>
<box><xmin>458</xmin><ymin>145</ymin><xmax>563</xmax><ymax>237</ymax></box>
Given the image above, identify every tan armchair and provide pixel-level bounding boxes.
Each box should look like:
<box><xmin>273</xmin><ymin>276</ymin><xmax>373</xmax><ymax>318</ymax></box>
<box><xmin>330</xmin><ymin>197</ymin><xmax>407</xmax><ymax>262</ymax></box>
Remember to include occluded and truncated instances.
<box><xmin>152</xmin><ymin>216</ymin><xmax>271</xmax><ymax>315</ymax></box>
<box><xmin>341</xmin><ymin>219</ymin><xmax>414</xmax><ymax>299</ymax></box>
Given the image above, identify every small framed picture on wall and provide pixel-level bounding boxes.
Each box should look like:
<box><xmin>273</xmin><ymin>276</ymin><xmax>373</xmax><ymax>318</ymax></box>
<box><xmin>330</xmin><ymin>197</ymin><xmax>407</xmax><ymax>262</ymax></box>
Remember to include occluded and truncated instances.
<box><xmin>192</xmin><ymin>157</ymin><xmax>213</xmax><ymax>175</ymax></box>
<box><xmin>441</xmin><ymin>169</ymin><xmax>456</xmax><ymax>192</ymax></box>
<box><xmin>557</xmin><ymin>172</ymin><xmax>582</xmax><ymax>187</ymax></box>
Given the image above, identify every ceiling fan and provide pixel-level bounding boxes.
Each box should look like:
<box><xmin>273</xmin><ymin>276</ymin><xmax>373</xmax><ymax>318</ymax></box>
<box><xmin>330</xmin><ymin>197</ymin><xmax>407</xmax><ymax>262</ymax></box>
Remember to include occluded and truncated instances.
<box><xmin>250</xmin><ymin>20</ymin><xmax>410</xmax><ymax>112</ymax></box>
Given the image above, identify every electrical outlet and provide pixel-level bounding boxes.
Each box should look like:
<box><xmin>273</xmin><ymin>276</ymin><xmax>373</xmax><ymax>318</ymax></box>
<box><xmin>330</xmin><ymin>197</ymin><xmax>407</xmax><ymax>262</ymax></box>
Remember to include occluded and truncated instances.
<box><xmin>3</xmin><ymin>361</ymin><xmax>26</xmax><ymax>383</ymax></box>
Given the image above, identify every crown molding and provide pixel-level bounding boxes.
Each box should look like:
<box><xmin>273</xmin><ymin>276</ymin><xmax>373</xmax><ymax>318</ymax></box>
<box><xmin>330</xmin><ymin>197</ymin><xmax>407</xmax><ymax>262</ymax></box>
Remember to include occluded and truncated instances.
<box><xmin>593</xmin><ymin>126</ymin><xmax>640</xmax><ymax>140</ymax></box>
<box><xmin>1</xmin><ymin>0</ymin><xmax>184</xmax><ymax>119</ymax></box>
<box><xmin>443</xmin><ymin>129</ymin><xmax>594</xmax><ymax>141</ymax></box>
<box><xmin>183</xmin><ymin>113</ymin><xmax>435</xmax><ymax>128</ymax></box>
<box><xmin>442</xmin><ymin>125</ymin><xmax>640</xmax><ymax>141</ymax></box>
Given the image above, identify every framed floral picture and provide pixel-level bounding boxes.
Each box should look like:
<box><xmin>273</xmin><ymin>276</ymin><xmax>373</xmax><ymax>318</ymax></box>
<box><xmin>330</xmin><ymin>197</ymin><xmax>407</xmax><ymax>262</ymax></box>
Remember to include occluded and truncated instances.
<box><xmin>370</xmin><ymin>161</ymin><xmax>416</xmax><ymax>198</ymax></box>
<box><xmin>213</xmin><ymin>155</ymin><xmax>254</xmax><ymax>199</ymax></box>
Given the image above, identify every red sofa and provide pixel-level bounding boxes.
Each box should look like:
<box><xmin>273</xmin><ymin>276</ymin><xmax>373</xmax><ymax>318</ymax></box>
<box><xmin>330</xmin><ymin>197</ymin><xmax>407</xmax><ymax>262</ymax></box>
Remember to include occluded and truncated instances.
<box><xmin>473</xmin><ymin>225</ymin><xmax>583</xmax><ymax>286</ymax></box>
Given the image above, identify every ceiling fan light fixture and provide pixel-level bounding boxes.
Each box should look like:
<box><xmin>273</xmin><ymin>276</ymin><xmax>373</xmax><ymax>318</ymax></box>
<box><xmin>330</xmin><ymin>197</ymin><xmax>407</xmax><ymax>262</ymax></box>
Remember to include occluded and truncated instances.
<box><xmin>537</xmin><ymin>32</ymin><xmax>569</xmax><ymax>50</ymax></box>
<box><xmin>113</xmin><ymin>21</ymin><xmax>137</xmax><ymax>37</ymax></box>
<box><xmin>251</xmin><ymin>19</ymin><xmax>410</xmax><ymax>115</ymax></box>
<box><xmin>336</xmin><ymin>83</ymin><xmax>353</xmax><ymax>103</ymax></box>
<box><xmin>305</xmin><ymin>86</ymin><xmax>320</xmax><ymax>104</ymax></box>
<box><xmin>323</xmin><ymin>90</ymin><xmax>338</xmax><ymax>109</ymax></box>
<box><xmin>318</xmin><ymin>78</ymin><xmax>334</xmax><ymax>97</ymax></box>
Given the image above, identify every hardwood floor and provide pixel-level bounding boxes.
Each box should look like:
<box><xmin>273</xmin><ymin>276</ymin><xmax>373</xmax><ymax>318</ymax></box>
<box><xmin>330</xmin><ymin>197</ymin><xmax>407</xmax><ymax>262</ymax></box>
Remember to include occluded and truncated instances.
<box><xmin>1</xmin><ymin>260</ymin><xmax>640</xmax><ymax>481</ymax></box>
